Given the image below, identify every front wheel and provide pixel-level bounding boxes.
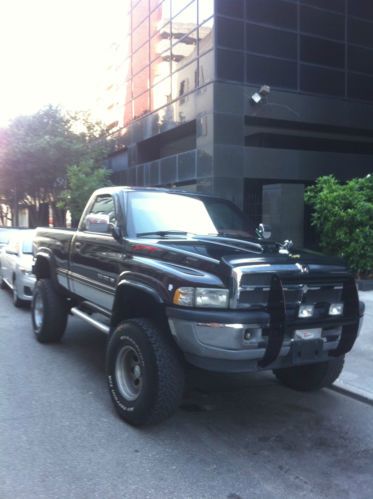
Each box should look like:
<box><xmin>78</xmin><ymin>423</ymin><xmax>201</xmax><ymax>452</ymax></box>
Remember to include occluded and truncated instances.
<box><xmin>273</xmin><ymin>357</ymin><xmax>344</xmax><ymax>391</ymax></box>
<box><xmin>31</xmin><ymin>279</ymin><xmax>68</xmax><ymax>343</ymax></box>
<box><xmin>106</xmin><ymin>319</ymin><xmax>185</xmax><ymax>426</ymax></box>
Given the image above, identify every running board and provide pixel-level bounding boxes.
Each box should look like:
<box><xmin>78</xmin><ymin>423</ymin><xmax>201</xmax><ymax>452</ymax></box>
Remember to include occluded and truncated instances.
<box><xmin>70</xmin><ymin>307</ymin><xmax>110</xmax><ymax>335</ymax></box>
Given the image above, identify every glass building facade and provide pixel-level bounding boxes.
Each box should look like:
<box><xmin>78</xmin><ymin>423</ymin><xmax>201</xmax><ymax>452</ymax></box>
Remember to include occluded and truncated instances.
<box><xmin>108</xmin><ymin>0</ymin><xmax>373</xmax><ymax>245</ymax></box>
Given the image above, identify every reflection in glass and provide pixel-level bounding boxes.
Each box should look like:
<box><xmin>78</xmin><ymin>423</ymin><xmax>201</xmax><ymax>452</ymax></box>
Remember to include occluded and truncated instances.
<box><xmin>172</xmin><ymin>0</ymin><xmax>194</xmax><ymax>18</ymax></box>
<box><xmin>198</xmin><ymin>0</ymin><xmax>214</xmax><ymax>24</ymax></box>
<box><xmin>198</xmin><ymin>17</ymin><xmax>214</xmax><ymax>55</ymax></box>
<box><xmin>199</xmin><ymin>50</ymin><xmax>214</xmax><ymax>86</ymax></box>
<box><xmin>172</xmin><ymin>60</ymin><xmax>197</xmax><ymax>101</ymax></box>
<box><xmin>150</xmin><ymin>0</ymin><xmax>171</xmax><ymax>33</ymax></box>
<box><xmin>133</xmin><ymin>66</ymin><xmax>149</xmax><ymax>97</ymax></box>
<box><xmin>151</xmin><ymin>56</ymin><xmax>171</xmax><ymax>87</ymax></box>
<box><xmin>132</xmin><ymin>18</ymin><xmax>149</xmax><ymax>53</ymax></box>
<box><xmin>172</xmin><ymin>1</ymin><xmax>197</xmax><ymax>41</ymax></box>
<box><xmin>132</xmin><ymin>42</ymin><xmax>149</xmax><ymax>75</ymax></box>
<box><xmin>132</xmin><ymin>0</ymin><xmax>149</xmax><ymax>29</ymax></box>
<box><xmin>134</xmin><ymin>91</ymin><xmax>150</xmax><ymax>119</ymax></box>
<box><xmin>171</xmin><ymin>30</ymin><xmax>198</xmax><ymax>72</ymax></box>
<box><xmin>151</xmin><ymin>76</ymin><xmax>172</xmax><ymax>111</ymax></box>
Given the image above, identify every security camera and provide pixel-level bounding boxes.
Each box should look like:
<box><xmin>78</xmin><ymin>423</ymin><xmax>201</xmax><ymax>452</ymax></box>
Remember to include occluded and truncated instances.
<box><xmin>259</xmin><ymin>85</ymin><xmax>270</xmax><ymax>96</ymax></box>
<box><xmin>250</xmin><ymin>85</ymin><xmax>271</xmax><ymax>104</ymax></box>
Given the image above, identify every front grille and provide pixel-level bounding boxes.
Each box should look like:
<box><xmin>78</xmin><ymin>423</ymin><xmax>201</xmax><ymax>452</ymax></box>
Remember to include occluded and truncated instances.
<box><xmin>231</xmin><ymin>266</ymin><xmax>345</xmax><ymax>315</ymax></box>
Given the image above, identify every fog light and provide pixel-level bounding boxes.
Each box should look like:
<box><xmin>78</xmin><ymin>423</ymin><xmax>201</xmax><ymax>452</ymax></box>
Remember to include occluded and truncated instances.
<box><xmin>298</xmin><ymin>304</ymin><xmax>314</xmax><ymax>318</ymax></box>
<box><xmin>329</xmin><ymin>303</ymin><xmax>344</xmax><ymax>316</ymax></box>
<box><xmin>244</xmin><ymin>330</ymin><xmax>252</xmax><ymax>341</ymax></box>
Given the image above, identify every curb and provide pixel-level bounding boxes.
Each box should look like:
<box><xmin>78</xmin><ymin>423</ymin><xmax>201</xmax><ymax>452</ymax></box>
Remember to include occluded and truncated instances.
<box><xmin>329</xmin><ymin>380</ymin><xmax>373</xmax><ymax>407</ymax></box>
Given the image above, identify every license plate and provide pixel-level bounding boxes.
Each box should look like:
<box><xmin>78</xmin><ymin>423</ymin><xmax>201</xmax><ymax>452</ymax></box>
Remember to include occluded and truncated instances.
<box><xmin>294</xmin><ymin>328</ymin><xmax>322</xmax><ymax>340</ymax></box>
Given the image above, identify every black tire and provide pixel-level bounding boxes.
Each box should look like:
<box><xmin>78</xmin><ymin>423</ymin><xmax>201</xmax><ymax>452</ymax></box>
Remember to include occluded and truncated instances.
<box><xmin>273</xmin><ymin>357</ymin><xmax>344</xmax><ymax>392</ymax></box>
<box><xmin>106</xmin><ymin>318</ymin><xmax>185</xmax><ymax>426</ymax></box>
<box><xmin>31</xmin><ymin>278</ymin><xmax>68</xmax><ymax>343</ymax></box>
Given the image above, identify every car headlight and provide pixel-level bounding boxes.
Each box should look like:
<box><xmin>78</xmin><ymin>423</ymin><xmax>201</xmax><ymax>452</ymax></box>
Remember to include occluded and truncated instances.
<box><xmin>173</xmin><ymin>287</ymin><xmax>229</xmax><ymax>308</ymax></box>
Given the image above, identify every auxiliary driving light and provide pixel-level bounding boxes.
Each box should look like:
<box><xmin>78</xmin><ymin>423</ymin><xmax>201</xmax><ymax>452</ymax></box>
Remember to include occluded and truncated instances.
<box><xmin>298</xmin><ymin>304</ymin><xmax>314</xmax><ymax>318</ymax></box>
<box><xmin>329</xmin><ymin>303</ymin><xmax>344</xmax><ymax>316</ymax></box>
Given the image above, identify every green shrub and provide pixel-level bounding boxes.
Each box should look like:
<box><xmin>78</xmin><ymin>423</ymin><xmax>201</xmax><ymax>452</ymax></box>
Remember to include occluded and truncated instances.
<box><xmin>305</xmin><ymin>175</ymin><xmax>373</xmax><ymax>277</ymax></box>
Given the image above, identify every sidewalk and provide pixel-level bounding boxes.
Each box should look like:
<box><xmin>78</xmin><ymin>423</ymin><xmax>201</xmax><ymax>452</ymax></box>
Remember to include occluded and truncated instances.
<box><xmin>333</xmin><ymin>290</ymin><xmax>373</xmax><ymax>403</ymax></box>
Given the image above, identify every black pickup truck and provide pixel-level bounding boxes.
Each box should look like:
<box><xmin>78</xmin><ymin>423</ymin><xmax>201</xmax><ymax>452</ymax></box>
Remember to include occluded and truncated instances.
<box><xmin>32</xmin><ymin>187</ymin><xmax>364</xmax><ymax>426</ymax></box>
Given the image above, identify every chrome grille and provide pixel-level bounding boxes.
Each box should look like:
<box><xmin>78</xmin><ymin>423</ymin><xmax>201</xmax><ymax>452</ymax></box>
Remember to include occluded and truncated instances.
<box><xmin>231</xmin><ymin>265</ymin><xmax>344</xmax><ymax>311</ymax></box>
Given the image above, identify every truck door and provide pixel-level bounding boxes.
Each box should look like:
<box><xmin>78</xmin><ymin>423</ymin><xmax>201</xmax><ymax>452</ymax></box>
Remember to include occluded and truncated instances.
<box><xmin>69</xmin><ymin>194</ymin><xmax>123</xmax><ymax>311</ymax></box>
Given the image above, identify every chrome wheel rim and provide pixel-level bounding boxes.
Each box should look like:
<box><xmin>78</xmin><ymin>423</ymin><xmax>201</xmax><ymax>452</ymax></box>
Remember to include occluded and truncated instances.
<box><xmin>33</xmin><ymin>292</ymin><xmax>44</xmax><ymax>330</ymax></box>
<box><xmin>115</xmin><ymin>346</ymin><xmax>143</xmax><ymax>401</ymax></box>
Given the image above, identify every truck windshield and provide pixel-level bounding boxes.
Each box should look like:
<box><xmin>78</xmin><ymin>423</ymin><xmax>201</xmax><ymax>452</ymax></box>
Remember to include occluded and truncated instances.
<box><xmin>127</xmin><ymin>191</ymin><xmax>251</xmax><ymax>237</ymax></box>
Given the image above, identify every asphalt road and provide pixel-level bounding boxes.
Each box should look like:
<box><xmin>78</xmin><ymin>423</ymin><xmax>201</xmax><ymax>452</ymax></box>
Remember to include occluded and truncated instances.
<box><xmin>0</xmin><ymin>288</ymin><xmax>372</xmax><ymax>499</ymax></box>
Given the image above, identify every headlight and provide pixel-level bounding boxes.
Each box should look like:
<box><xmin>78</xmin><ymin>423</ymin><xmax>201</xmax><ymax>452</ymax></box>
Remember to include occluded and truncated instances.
<box><xmin>173</xmin><ymin>287</ymin><xmax>229</xmax><ymax>308</ymax></box>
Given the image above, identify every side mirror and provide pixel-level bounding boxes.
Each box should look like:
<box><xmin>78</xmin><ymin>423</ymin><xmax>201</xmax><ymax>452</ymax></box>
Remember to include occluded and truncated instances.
<box><xmin>256</xmin><ymin>223</ymin><xmax>271</xmax><ymax>240</ymax></box>
<box><xmin>84</xmin><ymin>213</ymin><xmax>111</xmax><ymax>233</ymax></box>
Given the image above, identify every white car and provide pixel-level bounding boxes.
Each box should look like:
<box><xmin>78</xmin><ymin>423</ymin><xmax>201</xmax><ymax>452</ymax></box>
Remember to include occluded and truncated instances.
<box><xmin>0</xmin><ymin>229</ymin><xmax>36</xmax><ymax>307</ymax></box>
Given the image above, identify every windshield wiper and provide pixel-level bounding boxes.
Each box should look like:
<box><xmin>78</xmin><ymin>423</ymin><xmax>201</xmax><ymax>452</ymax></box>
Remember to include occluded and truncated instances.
<box><xmin>136</xmin><ymin>230</ymin><xmax>189</xmax><ymax>238</ymax></box>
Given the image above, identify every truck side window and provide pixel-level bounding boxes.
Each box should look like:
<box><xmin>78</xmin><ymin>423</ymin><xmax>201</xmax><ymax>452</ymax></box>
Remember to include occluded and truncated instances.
<box><xmin>84</xmin><ymin>195</ymin><xmax>116</xmax><ymax>234</ymax></box>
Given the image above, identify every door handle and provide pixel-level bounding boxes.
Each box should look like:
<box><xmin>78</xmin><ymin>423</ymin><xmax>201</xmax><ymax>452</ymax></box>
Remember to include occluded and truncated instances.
<box><xmin>75</xmin><ymin>242</ymin><xmax>82</xmax><ymax>250</ymax></box>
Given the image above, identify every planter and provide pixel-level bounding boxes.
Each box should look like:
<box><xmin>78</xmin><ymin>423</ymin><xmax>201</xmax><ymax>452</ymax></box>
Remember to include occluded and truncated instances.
<box><xmin>357</xmin><ymin>279</ymin><xmax>373</xmax><ymax>291</ymax></box>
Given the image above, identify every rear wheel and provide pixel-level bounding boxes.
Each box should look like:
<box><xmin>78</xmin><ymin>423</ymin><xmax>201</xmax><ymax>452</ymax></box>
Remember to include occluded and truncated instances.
<box><xmin>273</xmin><ymin>357</ymin><xmax>344</xmax><ymax>391</ymax></box>
<box><xmin>31</xmin><ymin>278</ymin><xmax>68</xmax><ymax>343</ymax></box>
<box><xmin>106</xmin><ymin>318</ymin><xmax>185</xmax><ymax>426</ymax></box>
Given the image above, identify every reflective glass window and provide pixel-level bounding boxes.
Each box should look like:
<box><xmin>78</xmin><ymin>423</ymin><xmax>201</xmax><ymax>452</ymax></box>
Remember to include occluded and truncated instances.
<box><xmin>246</xmin><ymin>0</ymin><xmax>297</xmax><ymax>30</ymax></box>
<box><xmin>132</xmin><ymin>42</ymin><xmax>150</xmax><ymax>75</ymax></box>
<box><xmin>348</xmin><ymin>18</ymin><xmax>373</xmax><ymax>50</ymax></box>
<box><xmin>151</xmin><ymin>76</ymin><xmax>172</xmax><ymax>110</ymax></box>
<box><xmin>301</xmin><ymin>65</ymin><xmax>345</xmax><ymax>96</ymax></box>
<box><xmin>348</xmin><ymin>0</ymin><xmax>373</xmax><ymax>21</ymax></box>
<box><xmin>300</xmin><ymin>0</ymin><xmax>345</xmax><ymax>13</ymax></box>
<box><xmin>348</xmin><ymin>72</ymin><xmax>373</xmax><ymax>101</ymax></box>
<box><xmin>199</xmin><ymin>18</ymin><xmax>214</xmax><ymax>55</ymax></box>
<box><xmin>199</xmin><ymin>50</ymin><xmax>214</xmax><ymax>85</ymax></box>
<box><xmin>246</xmin><ymin>54</ymin><xmax>297</xmax><ymax>89</ymax></box>
<box><xmin>132</xmin><ymin>17</ymin><xmax>149</xmax><ymax>53</ymax></box>
<box><xmin>217</xmin><ymin>48</ymin><xmax>244</xmax><ymax>82</ymax></box>
<box><xmin>348</xmin><ymin>45</ymin><xmax>373</xmax><ymax>76</ymax></box>
<box><xmin>172</xmin><ymin>1</ymin><xmax>197</xmax><ymax>41</ymax></box>
<box><xmin>132</xmin><ymin>0</ymin><xmax>149</xmax><ymax>30</ymax></box>
<box><xmin>151</xmin><ymin>26</ymin><xmax>171</xmax><ymax>60</ymax></box>
<box><xmin>134</xmin><ymin>91</ymin><xmax>150</xmax><ymax>118</ymax></box>
<box><xmin>300</xmin><ymin>6</ymin><xmax>345</xmax><ymax>41</ymax></box>
<box><xmin>217</xmin><ymin>16</ymin><xmax>244</xmax><ymax>50</ymax></box>
<box><xmin>172</xmin><ymin>60</ymin><xmax>197</xmax><ymax>100</ymax></box>
<box><xmin>150</xmin><ymin>0</ymin><xmax>161</xmax><ymax>11</ymax></box>
<box><xmin>215</xmin><ymin>0</ymin><xmax>243</xmax><ymax>18</ymax></box>
<box><xmin>246</xmin><ymin>23</ymin><xmax>297</xmax><ymax>60</ymax></box>
<box><xmin>150</xmin><ymin>1</ymin><xmax>171</xmax><ymax>34</ymax></box>
<box><xmin>151</xmin><ymin>56</ymin><xmax>171</xmax><ymax>86</ymax></box>
<box><xmin>171</xmin><ymin>30</ymin><xmax>198</xmax><ymax>71</ymax></box>
<box><xmin>199</xmin><ymin>0</ymin><xmax>214</xmax><ymax>24</ymax></box>
<box><xmin>172</xmin><ymin>0</ymin><xmax>194</xmax><ymax>18</ymax></box>
<box><xmin>301</xmin><ymin>35</ymin><xmax>345</xmax><ymax>69</ymax></box>
<box><xmin>133</xmin><ymin>66</ymin><xmax>149</xmax><ymax>97</ymax></box>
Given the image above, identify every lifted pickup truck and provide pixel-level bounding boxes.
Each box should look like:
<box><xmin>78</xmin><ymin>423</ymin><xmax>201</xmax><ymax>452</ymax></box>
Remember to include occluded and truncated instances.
<box><xmin>32</xmin><ymin>187</ymin><xmax>364</xmax><ymax>426</ymax></box>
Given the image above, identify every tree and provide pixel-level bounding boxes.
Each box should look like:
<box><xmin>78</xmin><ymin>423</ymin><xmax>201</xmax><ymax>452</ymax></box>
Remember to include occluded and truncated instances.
<box><xmin>57</xmin><ymin>159</ymin><xmax>111</xmax><ymax>227</ymax></box>
<box><xmin>0</xmin><ymin>106</ymin><xmax>111</xmax><ymax>226</ymax></box>
<box><xmin>305</xmin><ymin>175</ymin><xmax>373</xmax><ymax>276</ymax></box>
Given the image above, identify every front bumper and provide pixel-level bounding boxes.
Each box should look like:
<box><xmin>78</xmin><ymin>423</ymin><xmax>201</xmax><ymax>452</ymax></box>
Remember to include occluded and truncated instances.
<box><xmin>16</xmin><ymin>273</ymin><xmax>36</xmax><ymax>301</ymax></box>
<box><xmin>166</xmin><ymin>291</ymin><xmax>364</xmax><ymax>373</ymax></box>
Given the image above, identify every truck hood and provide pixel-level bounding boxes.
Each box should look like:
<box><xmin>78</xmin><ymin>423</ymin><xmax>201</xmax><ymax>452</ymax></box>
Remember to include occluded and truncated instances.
<box><xmin>131</xmin><ymin>234</ymin><xmax>348</xmax><ymax>276</ymax></box>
